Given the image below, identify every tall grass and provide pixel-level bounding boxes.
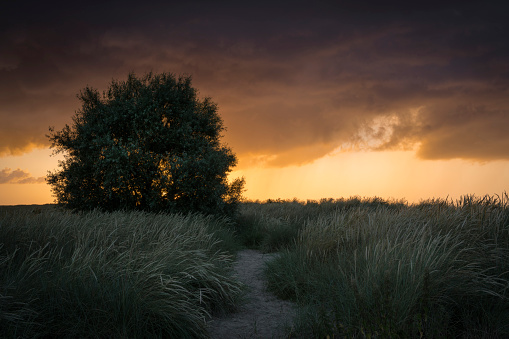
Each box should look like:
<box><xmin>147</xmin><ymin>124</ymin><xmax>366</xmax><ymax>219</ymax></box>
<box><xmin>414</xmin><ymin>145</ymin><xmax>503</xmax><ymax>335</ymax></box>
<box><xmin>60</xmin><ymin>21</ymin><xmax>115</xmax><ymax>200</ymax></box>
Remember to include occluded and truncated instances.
<box><xmin>236</xmin><ymin>197</ymin><xmax>405</xmax><ymax>252</ymax></box>
<box><xmin>4</xmin><ymin>194</ymin><xmax>508</xmax><ymax>337</ymax></box>
<box><xmin>0</xmin><ymin>206</ymin><xmax>242</xmax><ymax>338</ymax></box>
<box><xmin>263</xmin><ymin>194</ymin><xmax>509</xmax><ymax>337</ymax></box>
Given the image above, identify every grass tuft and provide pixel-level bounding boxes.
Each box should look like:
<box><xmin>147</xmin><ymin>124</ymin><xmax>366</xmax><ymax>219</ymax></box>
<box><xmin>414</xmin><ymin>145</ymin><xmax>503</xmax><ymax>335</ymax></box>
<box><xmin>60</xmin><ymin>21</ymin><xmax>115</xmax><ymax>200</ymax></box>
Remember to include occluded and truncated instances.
<box><xmin>260</xmin><ymin>194</ymin><xmax>509</xmax><ymax>337</ymax></box>
<box><xmin>0</xmin><ymin>206</ymin><xmax>243</xmax><ymax>338</ymax></box>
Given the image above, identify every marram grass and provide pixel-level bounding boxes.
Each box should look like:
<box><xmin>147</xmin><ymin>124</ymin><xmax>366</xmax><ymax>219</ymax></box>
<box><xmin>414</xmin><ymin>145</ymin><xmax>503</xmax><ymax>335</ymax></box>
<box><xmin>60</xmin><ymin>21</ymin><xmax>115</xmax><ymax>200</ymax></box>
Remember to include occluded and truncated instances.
<box><xmin>3</xmin><ymin>195</ymin><xmax>508</xmax><ymax>338</ymax></box>
<box><xmin>257</xmin><ymin>195</ymin><xmax>509</xmax><ymax>338</ymax></box>
<box><xmin>0</xmin><ymin>206</ymin><xmax>242</xmax><ymax>338</ymax></box>
<box><xmin>236</xmin><ymin>197</ymin><xmax>406</xmax><ymax>252</ymax></box>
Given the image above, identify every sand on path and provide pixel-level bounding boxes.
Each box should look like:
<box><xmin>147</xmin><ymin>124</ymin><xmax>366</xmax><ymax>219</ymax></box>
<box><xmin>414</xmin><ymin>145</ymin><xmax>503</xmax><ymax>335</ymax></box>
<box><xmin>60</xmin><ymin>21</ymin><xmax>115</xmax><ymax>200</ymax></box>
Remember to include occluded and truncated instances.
<box><xmin>207</xmin><ymin>249</ymin><xmax>296</xmax><ymax>338</ymax></box>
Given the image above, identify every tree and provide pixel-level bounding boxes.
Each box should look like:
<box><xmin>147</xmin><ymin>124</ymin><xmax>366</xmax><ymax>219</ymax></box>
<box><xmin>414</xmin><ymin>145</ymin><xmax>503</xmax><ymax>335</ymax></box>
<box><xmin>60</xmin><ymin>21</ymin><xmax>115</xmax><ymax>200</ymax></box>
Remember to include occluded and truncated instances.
<box><xmin>47</xmin><ymin>72</ymin><xmax>245</xmax><ymax>215</ymax></box>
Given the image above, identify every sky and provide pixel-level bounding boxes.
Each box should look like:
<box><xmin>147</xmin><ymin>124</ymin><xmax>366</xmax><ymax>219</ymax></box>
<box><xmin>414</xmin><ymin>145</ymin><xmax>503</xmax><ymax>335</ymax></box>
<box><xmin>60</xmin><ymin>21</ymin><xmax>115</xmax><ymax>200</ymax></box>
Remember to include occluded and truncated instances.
<box><xmin>1</xmin><ymin>0</ymin><xmax>508</xmax><ymax>205</ymax></box>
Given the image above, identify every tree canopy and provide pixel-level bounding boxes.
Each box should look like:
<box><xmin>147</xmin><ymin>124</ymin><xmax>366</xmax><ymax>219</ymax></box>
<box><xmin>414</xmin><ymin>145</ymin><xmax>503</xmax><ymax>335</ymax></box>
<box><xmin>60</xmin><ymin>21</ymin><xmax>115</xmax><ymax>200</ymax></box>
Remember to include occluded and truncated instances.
<box><xmin>47</xmin><ymin>72</ymin><xmax>244</xmax><ymax>215</ymax></box>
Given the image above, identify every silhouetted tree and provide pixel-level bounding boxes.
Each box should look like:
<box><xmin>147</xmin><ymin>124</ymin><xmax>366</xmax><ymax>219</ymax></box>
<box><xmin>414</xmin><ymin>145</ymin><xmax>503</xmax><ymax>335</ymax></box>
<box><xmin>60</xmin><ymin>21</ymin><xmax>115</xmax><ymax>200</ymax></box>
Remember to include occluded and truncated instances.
<box><xmin>47</xmin><ymin>72</ymin><xmax>244</xmax><ymax>215</ymax></box>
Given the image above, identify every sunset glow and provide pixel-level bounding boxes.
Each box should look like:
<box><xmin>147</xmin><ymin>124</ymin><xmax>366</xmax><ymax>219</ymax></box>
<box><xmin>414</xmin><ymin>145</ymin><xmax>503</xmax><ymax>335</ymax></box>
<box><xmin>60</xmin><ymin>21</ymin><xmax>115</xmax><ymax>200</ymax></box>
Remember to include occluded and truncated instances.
<box><xmin>233</xmin><ymin>151</ymin><xmax>509</xmax><ymax>204</ymax></box>
<box><xmin>1</xmin><ymin>148</ymin><xmax>508</xmax><ymax>206</ymax></box>
<box><xmin>1</xmin><ymin>1</ymin><xmax>508</xmax><ymax>205</ymax></box>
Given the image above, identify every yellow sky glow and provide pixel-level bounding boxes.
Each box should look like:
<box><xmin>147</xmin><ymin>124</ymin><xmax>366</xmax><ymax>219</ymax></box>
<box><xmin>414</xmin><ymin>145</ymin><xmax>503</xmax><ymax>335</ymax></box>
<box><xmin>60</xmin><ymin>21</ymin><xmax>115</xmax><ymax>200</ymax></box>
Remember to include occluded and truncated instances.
<box><xmin>1</xmin><ymin>147</ymin><xmax>508</xmax><ymax>206</ymax></box>
<box><xmin>232</xmin><ymin>150</ymin><xmax>509</xmax><ymax>204</ymax></box>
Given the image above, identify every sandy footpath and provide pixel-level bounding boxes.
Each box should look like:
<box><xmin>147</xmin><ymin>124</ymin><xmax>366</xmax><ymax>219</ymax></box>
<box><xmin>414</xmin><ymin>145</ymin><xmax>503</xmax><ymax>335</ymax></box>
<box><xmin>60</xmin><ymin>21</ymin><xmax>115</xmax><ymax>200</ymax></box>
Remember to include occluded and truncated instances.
<box><xmin>207</xmin><ymin>249</ymin><xmax>296</xmax><ymax>338</ymax></box>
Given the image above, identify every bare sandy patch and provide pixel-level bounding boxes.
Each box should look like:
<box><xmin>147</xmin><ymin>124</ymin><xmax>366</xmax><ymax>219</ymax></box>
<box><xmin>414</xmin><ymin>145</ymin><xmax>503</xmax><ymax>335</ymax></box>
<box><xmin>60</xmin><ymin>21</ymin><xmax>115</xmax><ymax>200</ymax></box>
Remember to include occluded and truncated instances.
<box><xmin>207</xmin><ymin>249</ymin><xmax>296</xmax><ymax>338</ymax></box>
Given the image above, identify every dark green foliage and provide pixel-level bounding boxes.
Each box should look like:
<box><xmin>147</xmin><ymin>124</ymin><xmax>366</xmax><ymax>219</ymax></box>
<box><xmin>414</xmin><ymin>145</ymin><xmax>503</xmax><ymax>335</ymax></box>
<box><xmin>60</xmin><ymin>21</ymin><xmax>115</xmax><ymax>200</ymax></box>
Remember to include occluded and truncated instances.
<box><xmin>47</xmin><ymin>72</ymin><xmax>244</xmax><ymax>215</ymax></box>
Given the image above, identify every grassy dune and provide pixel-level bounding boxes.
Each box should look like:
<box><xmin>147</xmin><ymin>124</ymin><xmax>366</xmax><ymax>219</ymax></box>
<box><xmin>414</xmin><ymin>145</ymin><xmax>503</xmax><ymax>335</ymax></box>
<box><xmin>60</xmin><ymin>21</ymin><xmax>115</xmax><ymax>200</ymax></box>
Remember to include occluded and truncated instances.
<box><xmin>0</xmin><ymin>206</ymin><xmax>242</xmax><ymax>338</ymax></box>
<box><xmin>2</xmin><ymin>194</ymin><xmax>508</xmax><ymax>338</ymax></box>
<box><xmin>243</xmin><ymin>195</ymin><xmax>509</xmax><ymax>337</ymax></box>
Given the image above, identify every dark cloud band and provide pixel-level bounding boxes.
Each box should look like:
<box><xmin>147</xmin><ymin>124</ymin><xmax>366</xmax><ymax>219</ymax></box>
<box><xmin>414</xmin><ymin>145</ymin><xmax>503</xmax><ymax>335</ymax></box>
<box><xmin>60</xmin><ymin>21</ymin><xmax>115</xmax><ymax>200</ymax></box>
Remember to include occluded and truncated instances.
<box><xmin>1</xmin><ymin>1</ymin><xmax>508</xmax><ymax>165</ymax></box>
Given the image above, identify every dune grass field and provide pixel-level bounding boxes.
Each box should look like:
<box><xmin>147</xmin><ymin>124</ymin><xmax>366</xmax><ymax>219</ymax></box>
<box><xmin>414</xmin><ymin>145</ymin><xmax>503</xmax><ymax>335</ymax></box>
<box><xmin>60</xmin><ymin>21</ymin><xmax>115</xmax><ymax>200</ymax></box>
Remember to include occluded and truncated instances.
<box><xmin>0</xmin><ymin>208</ymin><xmax>242</xmax><ymax>338</ymax></box>
<box><xmin>1</xmin><ymin>194</ymin><xmax>509</xmax><ymax>338</ymax></box>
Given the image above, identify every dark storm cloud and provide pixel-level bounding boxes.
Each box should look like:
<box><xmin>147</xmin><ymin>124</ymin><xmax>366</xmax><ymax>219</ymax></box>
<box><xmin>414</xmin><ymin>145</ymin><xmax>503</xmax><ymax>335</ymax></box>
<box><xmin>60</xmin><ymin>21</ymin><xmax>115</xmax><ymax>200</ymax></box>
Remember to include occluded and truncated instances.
<box><xmin>0</xmin><ymin>168</ymin><xmax>45</xmax><ymax>184</ymax></box>
<box><xmin>375</xmin><ymin>103</ymin><xmax>509</xmax><ymax>161</ymax></box>
<box><xmin>1</xmin><ymin>0</ymin><xmax>508</xmax><ymax>164</ymax></box>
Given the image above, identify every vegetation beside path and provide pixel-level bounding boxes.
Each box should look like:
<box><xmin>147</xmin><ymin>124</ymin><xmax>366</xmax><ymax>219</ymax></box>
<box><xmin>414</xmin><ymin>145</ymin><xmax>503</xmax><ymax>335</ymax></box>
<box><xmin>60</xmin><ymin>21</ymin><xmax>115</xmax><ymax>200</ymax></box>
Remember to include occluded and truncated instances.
<box><xmin>0</xmin><ymin>206</ymin><xmax>242</xmax><ymax>338</ymax></box>
<box><xmin>2</xmin><ymin>194</ymin><xmax>508</xmax><ymax>338</ymax></box>
<box><xmin>240</xmin><ymin>195</ymin><xmax>509</xmax><ymax>338</ymax></box>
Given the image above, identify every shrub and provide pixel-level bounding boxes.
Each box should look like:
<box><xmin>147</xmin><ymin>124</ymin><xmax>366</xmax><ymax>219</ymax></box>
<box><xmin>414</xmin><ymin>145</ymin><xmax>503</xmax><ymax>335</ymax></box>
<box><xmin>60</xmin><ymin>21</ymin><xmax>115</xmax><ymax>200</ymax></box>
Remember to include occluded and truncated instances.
<box><xmin>47</xmin><ymin>72</ymin><xmax>244</xmax><ymax>216</ymax></box>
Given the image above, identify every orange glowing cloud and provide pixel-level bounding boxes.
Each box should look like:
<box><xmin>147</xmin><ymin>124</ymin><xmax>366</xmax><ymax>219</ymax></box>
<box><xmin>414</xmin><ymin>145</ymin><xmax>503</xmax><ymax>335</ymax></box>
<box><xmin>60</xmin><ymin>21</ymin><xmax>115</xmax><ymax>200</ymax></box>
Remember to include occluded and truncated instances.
<box><xmin>0</xmin><ymin>168</ymin><xmax>45</xmax><ymax>184</ymax></box>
